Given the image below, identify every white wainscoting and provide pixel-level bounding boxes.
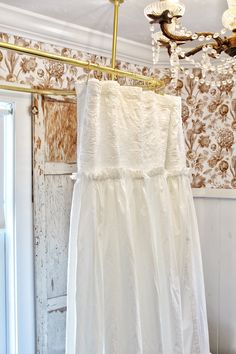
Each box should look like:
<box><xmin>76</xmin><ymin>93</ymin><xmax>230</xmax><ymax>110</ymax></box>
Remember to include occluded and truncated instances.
<box><xmin>194</xmin><ymin>196</ymin><xmax>236</xmax><ymax>354</ymax></box>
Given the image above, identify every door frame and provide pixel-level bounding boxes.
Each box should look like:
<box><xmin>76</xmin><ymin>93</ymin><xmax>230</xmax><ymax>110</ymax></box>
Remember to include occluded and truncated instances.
<box><xmin>0</xmin><ymin>91</ymin><xmax>35</xmax><ymax>354</ymax></box>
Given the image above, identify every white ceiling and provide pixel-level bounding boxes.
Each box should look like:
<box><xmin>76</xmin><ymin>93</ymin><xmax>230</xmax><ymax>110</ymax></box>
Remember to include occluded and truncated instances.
<box><xmin>0</xmin><ymin>0</ymin><xmax>229</xmax><ymax>45</ymax></box>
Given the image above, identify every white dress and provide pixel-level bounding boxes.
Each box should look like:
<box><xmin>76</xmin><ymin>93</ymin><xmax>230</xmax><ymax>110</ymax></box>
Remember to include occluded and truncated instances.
<box><xmin>66</xmin><ymin>79</ymin><xmax>210</xmax><ymax>354</ymax></box>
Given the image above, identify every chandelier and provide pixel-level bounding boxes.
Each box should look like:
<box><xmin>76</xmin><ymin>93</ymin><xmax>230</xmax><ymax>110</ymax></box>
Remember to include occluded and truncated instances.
<box><xmin>144</xmin><ymin>0</ymin><xmax>236</xmax><ymax>87</ymax></box>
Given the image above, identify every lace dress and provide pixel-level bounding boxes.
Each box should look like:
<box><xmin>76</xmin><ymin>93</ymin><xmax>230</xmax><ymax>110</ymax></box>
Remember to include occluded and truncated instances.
<box><xmin>65</xmin><ymin>79</ymin><xmax>210</xmax><ymax>354</ymax></box>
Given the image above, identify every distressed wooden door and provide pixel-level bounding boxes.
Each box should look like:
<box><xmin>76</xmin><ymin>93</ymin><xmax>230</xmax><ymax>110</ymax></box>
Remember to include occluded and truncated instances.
<box><xmin>32</xmin><ymin>95</ymin><xmax>77</xmax><ymax>354</ymax></box>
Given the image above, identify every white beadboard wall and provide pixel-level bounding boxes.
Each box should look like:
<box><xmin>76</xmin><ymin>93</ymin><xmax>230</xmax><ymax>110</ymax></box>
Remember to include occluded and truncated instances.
<box><xmin>194</xmin><ymin>196</ymin><xmax>236</xmax><ymax>354</ymax></box>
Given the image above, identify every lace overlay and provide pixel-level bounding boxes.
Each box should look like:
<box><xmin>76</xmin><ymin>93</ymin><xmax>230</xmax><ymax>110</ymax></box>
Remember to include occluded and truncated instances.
<box><xmin>66</xmin><ymin>79</ymin><xmax>210</xmax><ymax>354</ymax></box>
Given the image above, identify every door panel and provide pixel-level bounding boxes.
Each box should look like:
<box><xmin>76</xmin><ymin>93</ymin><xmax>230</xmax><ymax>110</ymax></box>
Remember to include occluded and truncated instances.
<box><xmin>33</xmin><ymin>95</ymin><xmax>76</xmax><ymax>354</ymax></box>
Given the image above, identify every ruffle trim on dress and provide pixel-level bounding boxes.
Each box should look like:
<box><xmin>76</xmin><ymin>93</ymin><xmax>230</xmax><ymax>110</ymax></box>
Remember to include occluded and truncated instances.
<box><xmin>166</xmin><ymin>167</ymin><xmax>191</xmax><ymax>177</ymax></box>
<box><xmin>70</xmin><ymin>166</ymin><xmax>191</xmax><ymax>181</ymax></box>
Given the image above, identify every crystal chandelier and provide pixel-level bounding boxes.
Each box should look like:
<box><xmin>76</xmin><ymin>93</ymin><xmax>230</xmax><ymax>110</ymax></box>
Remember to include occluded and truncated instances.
<box><xmin>144</xmin><ymin>0</ymin><xmax>236</xmax><ymax>87</ymax></box>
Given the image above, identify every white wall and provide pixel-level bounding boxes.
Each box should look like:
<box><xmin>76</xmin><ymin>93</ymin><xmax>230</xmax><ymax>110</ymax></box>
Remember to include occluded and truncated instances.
<box><xmin>194</xmin><ymin>197</ymin><xmax>236</xmax><ymax>354</ymax></box>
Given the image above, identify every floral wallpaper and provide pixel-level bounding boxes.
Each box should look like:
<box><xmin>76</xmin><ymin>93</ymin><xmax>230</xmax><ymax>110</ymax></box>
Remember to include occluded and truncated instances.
<box><xmin>177</xmin><ymin>73</ymin><xmax>236</xmax><ymax>189</ymax></box>
<box><xmin>1</xmin><ymin>32</ymin><xmax>236</xmax><ymax>189</ymax></box>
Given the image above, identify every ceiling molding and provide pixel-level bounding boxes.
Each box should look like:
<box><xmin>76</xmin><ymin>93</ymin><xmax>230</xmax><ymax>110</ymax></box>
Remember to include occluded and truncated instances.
<box><xmin>0</xmin><ymin>2</ymin><xmax>173</xmax><ymax>67</ymax></box>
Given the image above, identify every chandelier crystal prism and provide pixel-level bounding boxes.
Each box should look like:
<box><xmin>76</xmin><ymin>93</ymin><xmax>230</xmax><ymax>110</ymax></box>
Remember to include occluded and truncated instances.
<box><xmin>144</xmin><ymin>0</ymin><xmax>236</xmax><ymax>88</ymax></box>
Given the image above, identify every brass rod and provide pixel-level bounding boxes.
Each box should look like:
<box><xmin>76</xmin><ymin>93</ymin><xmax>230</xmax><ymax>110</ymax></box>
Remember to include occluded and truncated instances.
<box><xmin>0</xmin><ymin>84</ymin><xmax>75</xmax><ymax>96</ymax></box>
<box><xmin>111</xmin><ymin>0</ymin><xmax>120</xmax><ymax>79</ymax></box>
<box><xmin>0</xmin><ymin>42</ymin><xmax>164</xmax><ymax>93</ymax></box>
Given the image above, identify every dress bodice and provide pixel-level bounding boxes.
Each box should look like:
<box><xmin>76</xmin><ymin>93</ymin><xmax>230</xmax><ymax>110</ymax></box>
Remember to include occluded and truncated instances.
<box><xmin>76</xmin><ymin>79</ymin><xmax>184</xmax><ymax>176</ymax></box>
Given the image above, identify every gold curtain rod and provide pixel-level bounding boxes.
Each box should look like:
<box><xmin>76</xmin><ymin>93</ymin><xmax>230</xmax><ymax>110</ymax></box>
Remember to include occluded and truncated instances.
<box><xmin>0</xmin><ymin>41</ymin><xmax>164</xmax><ymax>96</ymax></box>
<box><xmin>0</xmin><ymin>83</ymin><xmax>75</xmax><ymax>96</ymax></box>
<box><xmin>0</xmin><ymin>0</ymin><xmax>164</xmax><ymax>96</ymax></box>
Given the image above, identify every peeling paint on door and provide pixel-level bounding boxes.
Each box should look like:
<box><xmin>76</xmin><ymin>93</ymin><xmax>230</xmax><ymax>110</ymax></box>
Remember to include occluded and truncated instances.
<box><xmin>33</xmin><ymin>94</ymin><xmax>77</xmax><ymax>354</ymax></box>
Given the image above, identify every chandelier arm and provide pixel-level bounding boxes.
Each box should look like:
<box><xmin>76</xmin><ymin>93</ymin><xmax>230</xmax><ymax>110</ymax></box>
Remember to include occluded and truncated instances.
<box><xmin>159</xmin><ymin>40</ymin><xmax>170</xmax><ymax>47</ymax></box>
<box><xmin>183</xmin><ymin>43</ymin><xmax>218</xmax><ymax>58</ymax></box>
<box><xmin>167</xmin><ymin>44</ymin><xmax>172</xmax><ymax>57</ymax></box>
<box><xmin>160</xmin><ymin>22</ymin><xmax>223</xmax><ymax>47</ymax></box>
<box><xmin>195</xmin><ymin>33</ymin><xmax>224</xmax><ymax>47</ymax></box>
<box><xmin>160</xmin><ymin>22</ymin><xmax>192</xmax><ymax>41</ymax></box>
<box><xmin>165</xmin><ymin>43</ymin><xmax>205</xmax><ymax>58</ymax></box>
<box><xmin>157</xmin><ymin>40</ymin><xmax>214</xmax><ymax>59</ymax></box>
<box><xmin>162</xmin><ymin>41</ymin><xmax>222</xmax><ymax>59</ymax></box>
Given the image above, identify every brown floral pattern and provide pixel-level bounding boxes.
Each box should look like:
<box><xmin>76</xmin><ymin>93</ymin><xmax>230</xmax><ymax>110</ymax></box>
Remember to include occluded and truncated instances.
<box><xmin>20</xmin><ymin>57</ymin><xmax>37</xmax><ymax>73</ymax></box>
<box><xmin>169</xmin><ymin>71</ymin><xmax>236</xmax><ymax>189</ymax></box>
<box><xmin>1</xmin><ymin>32</ymin><xmax>236</xmax><ymax>188</ymax></box>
